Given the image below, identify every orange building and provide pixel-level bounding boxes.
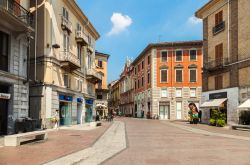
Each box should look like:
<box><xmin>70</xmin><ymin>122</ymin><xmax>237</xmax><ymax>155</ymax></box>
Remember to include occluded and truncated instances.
<box><xmin>133</xmin><ymin>41</ymin><xmax>203</xmax><ymax>120</ymax></box>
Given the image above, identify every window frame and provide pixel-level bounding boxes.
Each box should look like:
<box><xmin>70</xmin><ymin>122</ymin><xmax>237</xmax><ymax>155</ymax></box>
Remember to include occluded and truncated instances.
<box><xmin>175</xmin><ymin>69</ymin><xmax>183</xmax><ymax>83</ymax></box>
<box><xmin>175</xmin><ymin>50</ymin><xmax>183</xmax><ymax>62</ymax></box>
<box><xmin>189</xmin><ymin>69</ymin><xmax>197</xmax><ymax>83</ymax></box>
<box><xmin>175</xmin><ymin>88</ymin><xmax>182</xmax><ymax>97</ymax></box>
<box><xmin>190</xmin><ymin>88</ymin><xmax>196</xmax><ymax>98</ymax></box>
<box><xmin>189</xmin><ymin>49</ymin><xmax>197</xmax><ymax>61</ymax></box>
<box><xmin>160</xmin><ymin>69</ymin><xmax>168</xmax><ymax>83</ymax></box>
<box><xmin>161</xmin><ymin>50</ymin><xmax>168</xmax><ymax>62</ymax></box>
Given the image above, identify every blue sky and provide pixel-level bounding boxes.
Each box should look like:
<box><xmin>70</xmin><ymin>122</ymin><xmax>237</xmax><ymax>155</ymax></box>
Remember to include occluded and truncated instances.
<box><xmin>77</xmin><ymin>0</ymin><xmax>209</xmax><ymax>83</ymax></box>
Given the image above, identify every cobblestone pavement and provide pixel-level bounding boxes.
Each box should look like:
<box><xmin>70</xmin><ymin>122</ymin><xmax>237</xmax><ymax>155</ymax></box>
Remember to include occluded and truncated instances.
<box><xmin>0</xmin><ymin>122</ymin><xmax>110</xmax><ymax>165</ymax></box>
<box><xmin>104</xmin><ymin>118</ymin><xmax>250</xmax><ymax>165</ymax></box>
<box><xmin>44</xmin><ymin>121</ymin><xmax>126</xmax><ymax>165</ymax></box>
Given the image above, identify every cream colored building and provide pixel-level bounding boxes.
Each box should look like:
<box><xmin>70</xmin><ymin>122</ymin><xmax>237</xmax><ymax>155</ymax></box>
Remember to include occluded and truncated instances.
<box><xmin>196</xmin><ymin>0</ymin><xmax>250</xmax><ymax>124</ymax></box>
<box><xmin>29</xmin><ymin>0</ymin><xmax>101</xmax><ymax>128</ymax></box>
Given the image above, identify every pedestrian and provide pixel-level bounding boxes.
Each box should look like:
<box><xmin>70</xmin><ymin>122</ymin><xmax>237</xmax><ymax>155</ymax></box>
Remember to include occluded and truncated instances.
<box><xmin>198</xmin><ymin>110</ymin><xmax>202</xmax><ymax>123</ymax></box>
<box><xmin>188</xmin><ymin>103</ymin><xmax>199</xmax><ymax>124</ymax></box>
<box><xmin>141</xmin><ymin>110</ymin><xmax>144</xmax><ymax>118</ymax></box>
<box><xmin>54</xmin><ymin>110</ymin><xmax>59</xmax><ymax>130</ymax></box>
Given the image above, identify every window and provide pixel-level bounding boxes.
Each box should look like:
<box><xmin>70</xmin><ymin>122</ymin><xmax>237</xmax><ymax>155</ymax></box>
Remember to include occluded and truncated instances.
<box><xmin>176</xmin><ymin>69</ymin><xmax>183</xmax><ymax>82</ymax></box>
<box><xmin>176</xmin><ymin>88</ymin><xmax>182</xmax><ymax>97</ymax></box>
<box><xmin>142</xmin><ymin>77</ymin><xmax>144</xmax><ymax>87</ymax></box>
<box><xmin>77</xmin><ymin>44</ymin><xmax>81</xmax><ymax>63</ymax></box>
<box><xmin>160</xmin><ymin>69</ymin><xmax>168</xmax><ymax>83</ymax></box>
<box><xmin>148</xmin><ymin>55</ymin><xmax>150</xmax><ymax>65</ymax></box>
<box><xmin>142</xmin><ymin>60</ymin><xmax>144</xmax><ymax>69</ymax></box>
<box><xmin>161</xmin><ymin>89</ymin><xmax>168</xmax><ymax>97</ymax></box>
<box><xmin>62</xmin><ymin>7</ymin><xmax>69</xmax><ymax>20</ymax></box>
<box><xmin>138</xmin><ymin>64</ymin><xmax>140</xmax><ymax>72</ymax></box>
<box><xmin>64</xmin><ymin>74</ymin><xmax>70</xmax><ymax>88</ymax></box>
<box><xmin>215</xmin><ymin>11</ymin><xmax>223</xmax><ymax>25</ymax></box>
<box><xmin>190</xmin><ymin>88</ymin><xmax>196</xmax><ymax>97</ymax></box>
<box><xmin>97</xmin><ymin>95</ymin><xmax>103</xmax><ymax>99</ymax></box>
<box><xmin>138</xmin><ymin>79</ymin><xmax>140</xmax><ymax>89</ymax></box>
<box><xmin>147</xmin><ymin>72</ymin><xmax>150</xmax><ymax>84</ymax></box>
<box><xmin>215</xmin><ymin>75</ymin><xmax>223</xmax><ymax>90</ymax></box>
<box><xmin>134</xmin><ymin>67</ymin><xmax>137</xmax><ymax>75</ymax></box>
<box><xmin>189</xmin><ymin>69</ymin><xmax>197</xmax><ymax>82</ymax></box>
<box><xmin>0</xmin><ymin>31</ymin><xmax>9</xmax><ymax>72</ymax></box>
<box><xmin>175</xmin><ymin>50</ymin><xmax>182</xmax><ymax>61</ymax></box>
<box><xmin>215</xmin><ymin>43</ymin><xmax>223</xmax><ymax>66</ymax></box>
<box><xmin>190</xmin><ymin>49</ymin><xmax>197</xmax><ymax>61</ymax></box>
<box><xmin>63</xmin><ymin>33</ymin><xmax>69</xmax><ymax>51</ymax></box>
<box><xmin>79</xmin><ymin>80</ymin><xmax>82</xmax><ymax>92</ymax></box>
<box><xmin>98</xmin><ymin>59</ymin><xmax>103</xmax><ymax>68</ymax></box>
<box><xmin>161</xmin><ymin>51</ymin><xmax>168</xmax><ymax>62</ymax></box>
<box><xmin>77</xmin><ymin>23</ymin><xmax>82</xmax><ymax>31</ymax></box>
<box><xmin>134</xmin><ymin>81</ymin><xmax>137</xmax><ymax>90</ymax></box>
<box><xmin>88</xmin><ymin>53</ymin><xmax>92</xmax><ymax>69</ymax></box>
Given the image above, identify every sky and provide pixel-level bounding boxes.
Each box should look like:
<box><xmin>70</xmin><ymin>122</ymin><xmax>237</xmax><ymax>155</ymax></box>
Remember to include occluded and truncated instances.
<box><xmin>77</xmin><ymin>0</ymin><xmax>209</xmax><ymax>83</ymax></box>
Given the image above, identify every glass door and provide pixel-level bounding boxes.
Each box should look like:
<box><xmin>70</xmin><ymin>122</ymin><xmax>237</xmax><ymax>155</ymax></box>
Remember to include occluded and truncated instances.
<box><xmin>60</xmin><ymin>102</ymin><xmax>72</xmax><ymax>126</ymax></box>
<box><xmin>176</xmin><ymin>102</ymin><xmax>182</xmax><ymax>120</ymax></box>
<box><xmin>159</xmin><ymin>105</ymin><xmax>169</xmax><ymax>119</ymax></box>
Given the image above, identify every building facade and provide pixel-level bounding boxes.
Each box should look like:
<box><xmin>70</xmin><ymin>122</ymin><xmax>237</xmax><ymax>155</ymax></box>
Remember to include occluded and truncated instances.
<box><xmin>119</xmin><ymin>59</ymin><xmax>134</xmax><ymax>116</ymax></box>
<box><xmin>196</xmin><ymin>0</ymin><xmax>250</xmax><ymax>124</ymax></box>
<box><xmin>29</xmin><ymin>0</ymin><xmax>101</xmax><ymax>129</ymax></box>
<box><xmin>108</xmin><ymin>80</ymin><xmax>120</xmax><ymax>115</ymax></box>
<box><xmin>133</xmin><ymin>41</ymin><xmax>203</xmax><ymax>120</ymax></box>
<box><xmin>95</xmin><ymin>51</ymin><xmax>109</xmax><ymax>117</ymax></box>
<box><xmin>0</xmin><ymin>0</ymin><xmax>34</xmax><ymax>135</ymax></box>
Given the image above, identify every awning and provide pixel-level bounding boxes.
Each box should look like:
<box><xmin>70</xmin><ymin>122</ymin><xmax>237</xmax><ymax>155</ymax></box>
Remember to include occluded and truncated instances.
<box><xmin>238</xmin><ymin>99</ymin><xmax>250</xmax><ymax>109</ymax></box>
<box><xmin>201</xmin><ymin>98</ymin><xmax>227</xmax><ymax>108</ymax></box>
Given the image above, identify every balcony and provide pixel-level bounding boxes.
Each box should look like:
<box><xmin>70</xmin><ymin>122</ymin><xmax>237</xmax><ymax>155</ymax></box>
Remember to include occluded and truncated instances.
<box><xmin>203</xmin><ymin>57</ymin><xmax>229</xmax><ymax>71</ymax></box>
<box><xmin>75</xmin><ymin>30</ymin><xmax>88</xmax><ymax>46</ymax></box>
<box><xmin>86</xmin><ymin>69</ymin><xmax>102</xmax><ymax>83</ymax></box>
<box><xmin>213</xmin><ymin>21</ymin><xmax>225</xmax><ymax>35</ymax></box>
<box><xmin>59</xmin><ymin>51</ymin><xmax>80</xmax><ymax>70</ymax></box>
<box><xmin>0</xmin><ymin>0</ymin><xmax>34</xmax><ymax>32</ymax></box>
<box><xmin>61</xmin><ymin>16</ymin><xmax>72</xmax><ymax>33</ymax></box>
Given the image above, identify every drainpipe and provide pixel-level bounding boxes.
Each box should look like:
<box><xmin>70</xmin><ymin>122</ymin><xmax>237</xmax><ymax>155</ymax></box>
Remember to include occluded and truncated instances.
<box><xmin>227</xmin><ymin>0</ymin><xmax>230</xmax><ymax>62</ymax></box>
<box><xmin>34</xmin><ymin>0</ymin><xmax>38</xmax><ymax>81</ymax></box>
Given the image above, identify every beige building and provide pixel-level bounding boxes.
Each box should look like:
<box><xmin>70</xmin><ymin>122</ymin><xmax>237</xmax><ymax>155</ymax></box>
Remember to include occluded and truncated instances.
<box><xmin>29</xmin><ymin>0</ymin><xmax>101</xmax><ymax>128</ymax></box>
<box><xmin>95</xmin><ymin>51</ymin><xmax>109</xmax><ymax>117</ymax></box>
<box><xmin>196</xmin><ymin>0</ymin><xmax>250</xmax><ymax>124</ymax></box>
<box><xmin>0</xmin><ymin>0</ymin><xmax>34</xmax><ymax>134</ymax></box>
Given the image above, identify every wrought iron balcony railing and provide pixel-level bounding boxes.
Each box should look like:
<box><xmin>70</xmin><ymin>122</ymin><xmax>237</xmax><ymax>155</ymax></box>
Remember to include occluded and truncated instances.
<box><xmin>0</xmin><ymin>0</ymin><xmax>34</xmax><ymax>27</ymax></box>
<box><xmin>213</xmin><ymin>21</ymin><xmax>225</xmax><ymax>35</ymax></box>
<box><xmin>204</xmin><ymin>57</ymin><xmax>229</xmax><ymax>71</ymax></box>
<box><xmin>59</xmin><ymin>51</ymin><xmax>80</xmax><ymax>70</ymax></box>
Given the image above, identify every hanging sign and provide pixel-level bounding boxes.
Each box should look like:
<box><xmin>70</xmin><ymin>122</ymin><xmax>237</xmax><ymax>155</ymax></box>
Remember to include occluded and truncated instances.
<box><xmin>0</xmin><ymin>93</ymin><xmax>11</xmax><ymax>99</ymax></box>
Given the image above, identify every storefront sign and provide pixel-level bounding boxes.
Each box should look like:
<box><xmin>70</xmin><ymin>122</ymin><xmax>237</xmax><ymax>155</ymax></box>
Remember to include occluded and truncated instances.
<box><xmin>209</xmin><ymin>92</ymin><xmax>227</xmax><ymax>100</ymax></box>
<box><xmin>59</xmin><ymin>95</ymin><xmax>73</xmax><ymax>101</ymax></box>
<box><xmin>0</xmin><ymin>93</ymin><xmax>11</xmax><ymax>99</ymax></box>
<box><xmin>77</xmin><ymin>98</ymin><xmax>83</xmax><ymax>103</ymax></box>
<box><xmin>86</xmin><ymin>99</ymin><xmax>93</xmax><ymax>105</ymax></box>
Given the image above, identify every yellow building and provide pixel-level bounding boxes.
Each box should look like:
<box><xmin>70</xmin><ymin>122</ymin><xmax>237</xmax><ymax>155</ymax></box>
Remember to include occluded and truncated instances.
<box><xmin>95</xmin><ymin>51</ymin><xmax>110</xmax><ymax>117</ymax></box>
<box><xmin>196</xmin><ymin>0</ymin><xmax>250</xmax><ymax>125</ymax></box>
<box><xmin>29</xmin><ymin>0</ymin><xmax>102</xmax><ymax>128</ymax></box>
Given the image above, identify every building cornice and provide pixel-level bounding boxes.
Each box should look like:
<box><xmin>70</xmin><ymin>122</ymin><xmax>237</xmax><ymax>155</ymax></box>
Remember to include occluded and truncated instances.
<box><xmin>195</xmin><ymin>0</ymin><xmax>222</xmax><ymax>18</ymax></box>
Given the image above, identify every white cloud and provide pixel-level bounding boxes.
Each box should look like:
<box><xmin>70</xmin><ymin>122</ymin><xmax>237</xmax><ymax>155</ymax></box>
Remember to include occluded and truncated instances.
<box><xmin>187</xmin><ymin>15</ymin><xmax>202</xmax><ymax>25</ymax></box>
<box><xmin>107</xmin><ymin>12</ymin><xmax>133</xmax><ymax>36</ymax></box>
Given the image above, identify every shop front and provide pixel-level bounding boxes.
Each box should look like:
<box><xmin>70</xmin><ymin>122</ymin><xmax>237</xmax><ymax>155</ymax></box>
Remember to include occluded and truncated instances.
<box><xmin>77</xmin><ymin>97</ymin><xmax>84</xmax><ymax>124</ymax></box>
<box><xmin>59</xmin><ymin>95</ymin><xmax>72</xmax><ymax>126</ymax></box>
<box><xmin>85</xmin><ymin>99</ymin><xmax>93</xmax><ymax>123</ymax></box>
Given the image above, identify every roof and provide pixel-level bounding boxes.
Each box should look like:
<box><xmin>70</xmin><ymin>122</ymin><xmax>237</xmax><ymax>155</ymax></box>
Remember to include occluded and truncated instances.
<box><xmin>95</xmin><ymin>51</ymin><xmax>110</xmax><ymax>60</ymax></box>
<box><xmin>132</xmin><ymin>40</ymin><xmax>203</xmax><ymax>65</ymax></box>
<box><xmin>195</xmin><ymin>0</ymin><xmax>220</xmax><ymax>18</ymax></box>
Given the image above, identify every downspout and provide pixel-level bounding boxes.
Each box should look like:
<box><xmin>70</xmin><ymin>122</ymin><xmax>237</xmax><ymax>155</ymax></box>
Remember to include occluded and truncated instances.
<box><xmin>227</xmin><ymin>0</ymin><xmax>230</xmax><ymax>62</ymax></box>
<box><xmin>34</xmin><ymin>0</ymin><xmax>38</xmax><ymax>81</ymax></box>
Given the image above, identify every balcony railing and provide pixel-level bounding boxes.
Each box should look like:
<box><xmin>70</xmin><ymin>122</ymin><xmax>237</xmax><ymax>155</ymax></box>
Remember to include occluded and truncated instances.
<box><xmin>86</xmin><ymin>68</ymin><xmax>102</xmax><ymax>83</ymax></box>
<box><xmin>61</xmin><ymin>16</ymin><xmax>72</xmax><ymax>33</ymax></box>
<box><xmin>204</xmin><ymin>57</ymin><xmax>229</xmax><ymax>71</ymax></box>
<box><xmin>59</xmin><ymin>51</ymin><xmax>80</xmax><ymax>70</ymax></box>
<box><xmin>213</xmin><ymin>21</ymin><xmax>225</xmax><ymax>35</ymax></box>
<box><xmin>0</xmin><ymin>0</ymin><xmax>34</xmax><ymax>27</ymax></box>
<box><xmin>75</xmin><ymin>30</ymin><xmax>88</xmax><ymax>45</ymax></box>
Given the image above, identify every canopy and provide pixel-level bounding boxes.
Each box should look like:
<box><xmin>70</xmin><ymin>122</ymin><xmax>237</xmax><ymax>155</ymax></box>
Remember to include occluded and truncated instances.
<box><xmin>96</xmin><ymin>104</ymin><xmax>107</xmax><ymax>108</ymax></box>
<box><xmin>238</xmin><ymin>99</ymin><xmax>250</xmax><ymax>109</ymax></box>
<box><xmin>200</xmin><ymin>98</ymin><xmax>227</xmax><ymax>108</ymax></box>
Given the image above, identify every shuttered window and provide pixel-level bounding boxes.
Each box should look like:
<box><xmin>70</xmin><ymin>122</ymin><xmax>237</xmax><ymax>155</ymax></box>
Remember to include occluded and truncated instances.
<box><xmin>215</xmin><ymin>75</ymin><xmax>223</xmax><ymax>90</ymax></box>
<box><xmin>215</xmin><ymin>11</ymin><xmax>223</xmax><ymax>25</ymax></box>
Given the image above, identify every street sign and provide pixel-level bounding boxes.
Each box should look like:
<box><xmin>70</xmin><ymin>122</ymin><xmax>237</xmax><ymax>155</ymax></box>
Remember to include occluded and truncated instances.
<box><xmin>0</xmin><ymin>93</ymin><xmax>11</xmax><ymax>99</ymax></box>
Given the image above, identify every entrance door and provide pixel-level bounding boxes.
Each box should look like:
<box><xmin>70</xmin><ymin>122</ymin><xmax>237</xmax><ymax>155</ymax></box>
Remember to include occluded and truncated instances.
<box><xmin>0</xmin><ymin>85</ymin><xmax>9</xmax><ymax>135</ymax></box>
<box><xmin>59</xmin><ymin>102</ymin><xmax>71</xmax><ymax>126</ymax></box>
<box><xmin>159</xmin><ymin>105</ymin><xmax>169</xmax><ymax>120</ymax></box>
<box><xmin>176</xmin><ymin>102</ymin><xmax>182</xmax><ymax>120</ymax></box>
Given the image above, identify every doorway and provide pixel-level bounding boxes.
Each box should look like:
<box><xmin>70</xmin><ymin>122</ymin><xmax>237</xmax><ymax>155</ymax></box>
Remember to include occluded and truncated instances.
<box><xmin>59</xmin><ymin>101</ymin><xmax>71</xmax><ymax>126</ymax></box>
<box><xmin>176</xmin><ymin>102</ymin><xmax>182</xmax><ymax>120</ymax></box>
<box><xmin>77</xmin><ymin>103</ymin><xmax>82</xmax><ymax>124</ymax></box>
<box><xmin>0</xmin><ymin>85</ymin><xmax>9</xmax><ymax>135</ymax></box>
<box><xmin>159</xmin><ymin>103</ymin><xmax>170</xmax><ymax>120</ymax></box>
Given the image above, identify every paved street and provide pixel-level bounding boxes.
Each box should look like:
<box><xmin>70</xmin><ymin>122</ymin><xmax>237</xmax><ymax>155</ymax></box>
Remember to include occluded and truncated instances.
<box><xmin>104</xmin><ymin>118</ymin><xmax>250</xmax><ymax>165</ymax></box>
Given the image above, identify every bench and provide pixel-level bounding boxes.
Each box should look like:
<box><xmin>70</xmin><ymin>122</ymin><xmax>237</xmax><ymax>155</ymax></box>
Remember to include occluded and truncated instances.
<box><xmin>4</xmin><ymin>130</ymin><xmax>48</xmax><ymax>146</ymax></box>
<box><xmin>232</xmin><ymin>124</ymin><xmax>250</xmax><ymax>130</ymax></box>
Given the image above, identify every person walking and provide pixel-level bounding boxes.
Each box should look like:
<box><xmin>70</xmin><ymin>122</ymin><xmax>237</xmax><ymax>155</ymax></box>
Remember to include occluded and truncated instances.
<box><xmin>198</xmin><ymin>110</ymin><xmax>202</xmax><ymax>123</ymax></box>
<box><xmin>54</xmin><ymin>110</ymin><xmax>59</xmax><ymax>130</ymax></box>
<box><xmin>141</xmin><ymin>110</ymin><xmax>144</xmax><ymax>118</ymax></box>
